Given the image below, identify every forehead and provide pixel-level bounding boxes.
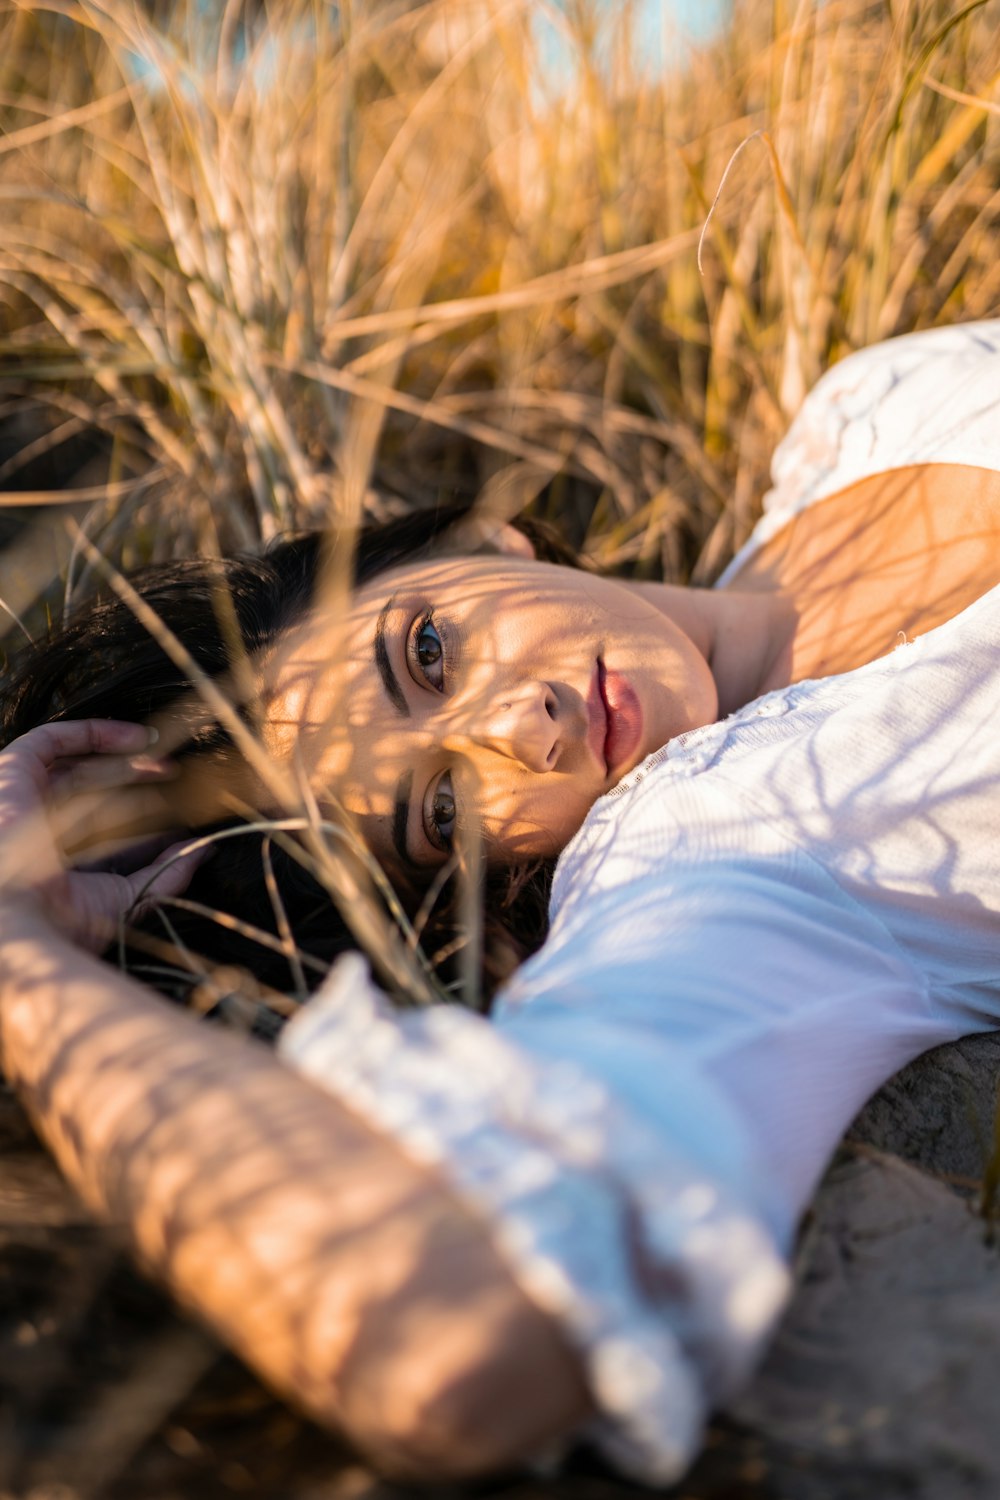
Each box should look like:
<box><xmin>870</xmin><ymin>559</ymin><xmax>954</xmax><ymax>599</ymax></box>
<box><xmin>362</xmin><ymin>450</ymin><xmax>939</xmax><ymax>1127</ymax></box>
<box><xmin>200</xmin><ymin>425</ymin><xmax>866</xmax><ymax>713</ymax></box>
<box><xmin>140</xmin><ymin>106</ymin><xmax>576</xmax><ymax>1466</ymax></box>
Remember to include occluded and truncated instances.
<box><xmin>351</xmin><ymin>547</ymin><xmax>546</xmax><ymax>611</ymax></box>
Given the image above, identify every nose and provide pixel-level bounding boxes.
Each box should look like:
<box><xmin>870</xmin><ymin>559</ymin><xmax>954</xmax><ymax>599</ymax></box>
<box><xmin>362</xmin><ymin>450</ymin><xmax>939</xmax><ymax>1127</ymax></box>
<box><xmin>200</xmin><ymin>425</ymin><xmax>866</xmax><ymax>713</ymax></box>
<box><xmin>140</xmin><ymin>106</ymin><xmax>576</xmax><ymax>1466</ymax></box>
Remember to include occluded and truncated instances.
<box><xmin>442</xmin><ymin>679</ymin><xmax>560</xmax><ymax>772</ymax></box>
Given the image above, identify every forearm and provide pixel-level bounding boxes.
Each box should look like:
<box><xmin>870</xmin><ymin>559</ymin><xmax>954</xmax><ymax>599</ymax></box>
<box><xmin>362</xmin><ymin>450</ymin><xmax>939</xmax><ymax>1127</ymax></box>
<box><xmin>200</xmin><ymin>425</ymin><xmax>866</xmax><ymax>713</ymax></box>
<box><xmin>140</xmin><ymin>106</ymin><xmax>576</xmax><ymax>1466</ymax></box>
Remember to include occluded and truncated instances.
<box><xmin>0</xmin><ymin>903</ymin><xmax>589</xmax><ymax>1477</ymax></box>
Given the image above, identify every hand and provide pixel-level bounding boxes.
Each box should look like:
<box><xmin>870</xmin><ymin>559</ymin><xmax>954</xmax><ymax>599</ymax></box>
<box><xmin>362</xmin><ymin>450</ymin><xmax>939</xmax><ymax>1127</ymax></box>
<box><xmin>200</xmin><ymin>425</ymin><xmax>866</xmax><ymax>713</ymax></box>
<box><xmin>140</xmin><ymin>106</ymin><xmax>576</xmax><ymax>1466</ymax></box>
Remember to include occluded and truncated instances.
<box><xmin>0</xmin><ymin>720</ymin><xmax>204</xmax><ymax>953</ymax></box>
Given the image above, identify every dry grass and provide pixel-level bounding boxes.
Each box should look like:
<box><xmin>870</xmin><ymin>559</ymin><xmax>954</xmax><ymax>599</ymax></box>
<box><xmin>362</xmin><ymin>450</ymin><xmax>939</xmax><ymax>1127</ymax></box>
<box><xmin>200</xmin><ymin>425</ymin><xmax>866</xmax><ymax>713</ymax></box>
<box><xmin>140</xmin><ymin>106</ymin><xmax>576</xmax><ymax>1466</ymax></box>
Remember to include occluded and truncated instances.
<box><xmin>1</xmin><ymin>0</ymin><xmax>997</xmax><ymax>587</ymax></box>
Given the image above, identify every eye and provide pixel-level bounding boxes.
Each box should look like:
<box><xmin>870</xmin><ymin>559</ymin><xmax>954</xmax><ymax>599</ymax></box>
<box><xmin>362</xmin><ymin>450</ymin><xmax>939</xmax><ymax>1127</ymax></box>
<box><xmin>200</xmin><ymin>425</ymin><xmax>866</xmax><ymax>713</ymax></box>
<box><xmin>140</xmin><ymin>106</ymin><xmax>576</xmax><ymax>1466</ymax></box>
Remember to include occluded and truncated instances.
<box><xmin>425</xmin><ymin>770</ymin><xmax>456</xmax><ymax>852</ymax></box>
<box><xmin>412</xmin><ymin>613</ymin><xmax>445</xmax><ymax>691</ymax></box>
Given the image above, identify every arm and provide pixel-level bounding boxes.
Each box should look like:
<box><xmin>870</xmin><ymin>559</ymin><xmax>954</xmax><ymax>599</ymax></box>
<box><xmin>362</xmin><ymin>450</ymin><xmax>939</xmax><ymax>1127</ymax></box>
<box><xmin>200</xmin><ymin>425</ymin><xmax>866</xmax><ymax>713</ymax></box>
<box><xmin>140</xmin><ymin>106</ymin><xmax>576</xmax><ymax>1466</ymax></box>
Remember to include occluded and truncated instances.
<box><xmin>0</xmin><ymin>908</ymin><xmax>588</xmax><ymax>1477</ymax></box>
<box><xmin>0</xmin><ymin>728</ymin><xmax>589</xmax><ymax>1480</ymax></box>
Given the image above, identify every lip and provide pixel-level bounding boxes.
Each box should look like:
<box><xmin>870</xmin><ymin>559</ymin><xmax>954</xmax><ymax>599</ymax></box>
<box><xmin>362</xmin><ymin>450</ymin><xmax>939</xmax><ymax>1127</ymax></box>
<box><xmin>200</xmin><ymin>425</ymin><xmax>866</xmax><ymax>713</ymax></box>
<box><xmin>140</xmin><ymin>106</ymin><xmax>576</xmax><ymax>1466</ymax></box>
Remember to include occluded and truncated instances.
<box><xmin>586</xmin><ymin>660</ymin><xmax>609</xmax><ymax>772</ymax></box>
<box><xmin>599</xmin><ymin>662</ymin><xmax>643</xmax><ymax>779</ymax></box>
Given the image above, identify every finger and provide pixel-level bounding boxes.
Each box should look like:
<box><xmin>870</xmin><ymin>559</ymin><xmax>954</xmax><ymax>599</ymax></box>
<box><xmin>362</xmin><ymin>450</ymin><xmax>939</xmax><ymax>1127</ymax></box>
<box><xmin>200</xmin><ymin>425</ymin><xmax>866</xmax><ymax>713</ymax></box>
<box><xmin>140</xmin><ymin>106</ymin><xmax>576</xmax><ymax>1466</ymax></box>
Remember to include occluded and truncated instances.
<box><xmin>78</xmin><ymin>830</ymin><xmax>184</xmax><ymax>876</ymax></box>
<box><xmin>51</xmin><ymin>784</ymin><xmax>177</xmax><ymax>859</ymax></box>
<box><xmin>128</xmin><ymin>839</ymin><xmax>215</xmax><ymax>909</ymax></box>
<box><xmin>7</xmin><ymin>719</ymin><xmax>155</xmax><ymax>768</ymax></box>
<box><xmin>49</xmin><ymin>754</ymin><xmax>176</xmax><ymax>798</ymax></box>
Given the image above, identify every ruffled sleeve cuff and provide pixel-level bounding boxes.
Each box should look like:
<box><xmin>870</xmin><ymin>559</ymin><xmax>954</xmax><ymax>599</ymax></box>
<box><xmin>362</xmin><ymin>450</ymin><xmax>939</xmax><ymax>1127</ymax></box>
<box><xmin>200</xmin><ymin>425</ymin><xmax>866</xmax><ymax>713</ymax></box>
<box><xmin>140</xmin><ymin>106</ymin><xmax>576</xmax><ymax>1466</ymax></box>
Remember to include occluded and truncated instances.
<box><xmin>278</xmin><ymin>954</ymin><xmax>790</xmax><ymax>1485</ymax></box>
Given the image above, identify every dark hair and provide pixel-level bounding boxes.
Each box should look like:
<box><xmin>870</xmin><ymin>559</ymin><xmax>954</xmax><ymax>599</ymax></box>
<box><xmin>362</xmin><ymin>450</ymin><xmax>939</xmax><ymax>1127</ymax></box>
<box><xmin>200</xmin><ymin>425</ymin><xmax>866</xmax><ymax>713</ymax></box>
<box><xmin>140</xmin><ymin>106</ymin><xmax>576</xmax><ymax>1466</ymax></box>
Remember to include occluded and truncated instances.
<box><xmin>2</xmin><ymin>502</ymin><xmax>576</xmax><ymax>1028</ymax></box>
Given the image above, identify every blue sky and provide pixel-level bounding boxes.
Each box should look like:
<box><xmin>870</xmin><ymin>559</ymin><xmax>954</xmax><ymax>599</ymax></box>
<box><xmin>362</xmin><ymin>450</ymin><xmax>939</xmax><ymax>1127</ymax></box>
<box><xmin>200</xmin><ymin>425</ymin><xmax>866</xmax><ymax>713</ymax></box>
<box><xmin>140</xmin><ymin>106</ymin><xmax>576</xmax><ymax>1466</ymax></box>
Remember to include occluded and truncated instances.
<box><xmin>634</xmin><ymin>0</ymin><xmax>729</xmax><ymax>70</ymax></box>
<box><xmin>537</xmin><ymin>0</ymin><xmax>729</xmax><ymax>89</ymax></box>
<box><xmin>125</xmin><ymin>1</ymin><xmax>730</xmax><ymax>94</ymax></box>
<box><xmin>649</xmin><ymin>0</ymin><xmax>729</xmax><ymax>41</ymax></box>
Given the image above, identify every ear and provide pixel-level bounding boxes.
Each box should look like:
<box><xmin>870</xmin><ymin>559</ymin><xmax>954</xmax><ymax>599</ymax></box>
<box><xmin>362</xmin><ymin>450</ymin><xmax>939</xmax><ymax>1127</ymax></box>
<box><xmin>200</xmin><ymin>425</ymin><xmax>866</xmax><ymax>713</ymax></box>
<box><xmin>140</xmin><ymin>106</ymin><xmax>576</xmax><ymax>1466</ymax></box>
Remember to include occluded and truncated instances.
<box><xmin>444</xmin><ymin>516</ymin><xmax>537</xmax><ymax>559</ymax></box>
<box><xmin>491</xmin><ymin>522</ymin><xmax>536</xmax><ymax>560</ymax></box>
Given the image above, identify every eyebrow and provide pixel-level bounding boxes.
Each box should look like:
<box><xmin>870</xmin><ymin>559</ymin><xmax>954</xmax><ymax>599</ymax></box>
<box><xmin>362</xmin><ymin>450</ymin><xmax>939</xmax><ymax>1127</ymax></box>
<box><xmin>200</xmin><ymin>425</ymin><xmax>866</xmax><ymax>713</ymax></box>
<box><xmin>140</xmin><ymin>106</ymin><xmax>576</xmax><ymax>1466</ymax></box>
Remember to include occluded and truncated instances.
<box><xmin>374</xmin><ymin>597</ymin><xmax>410</xmax><ymax>718</ymax></box>
<box><xmin>392</xmin><ymin>769</ymin><xmax>414</xmax><ymax>868</ymax></box>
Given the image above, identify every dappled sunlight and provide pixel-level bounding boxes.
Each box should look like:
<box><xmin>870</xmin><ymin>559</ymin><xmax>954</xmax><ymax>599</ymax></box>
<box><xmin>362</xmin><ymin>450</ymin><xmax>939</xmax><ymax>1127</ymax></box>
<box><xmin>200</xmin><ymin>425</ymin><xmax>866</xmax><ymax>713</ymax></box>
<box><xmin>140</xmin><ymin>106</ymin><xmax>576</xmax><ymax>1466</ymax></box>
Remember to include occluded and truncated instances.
<box><xmin>0</xmin><ymin>923</ymin><xmax>589</xmax><ymax>1477</ymax></box>
<box><xmin>734</xmin><ymin>464</ymin><xmax>1000</xmax><ymax>685</ymax></box>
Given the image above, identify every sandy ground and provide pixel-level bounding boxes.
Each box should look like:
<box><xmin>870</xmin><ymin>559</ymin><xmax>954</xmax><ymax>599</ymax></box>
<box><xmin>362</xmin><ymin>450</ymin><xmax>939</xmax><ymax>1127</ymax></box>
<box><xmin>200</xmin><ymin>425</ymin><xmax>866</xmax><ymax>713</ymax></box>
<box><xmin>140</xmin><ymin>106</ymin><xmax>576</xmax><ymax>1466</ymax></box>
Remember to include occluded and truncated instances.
<box><xmin>2</xmin><ymin>1032</ymin><xmax>998</xmax><ymax>1500</ymax></box>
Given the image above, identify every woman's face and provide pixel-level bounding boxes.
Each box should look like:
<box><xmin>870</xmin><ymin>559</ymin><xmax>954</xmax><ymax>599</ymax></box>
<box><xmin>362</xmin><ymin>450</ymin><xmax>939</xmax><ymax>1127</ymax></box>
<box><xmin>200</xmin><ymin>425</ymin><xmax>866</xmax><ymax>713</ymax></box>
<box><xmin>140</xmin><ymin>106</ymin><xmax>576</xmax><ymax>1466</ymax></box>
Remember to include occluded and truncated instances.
<box><xmin>265</xmin><ymin>552</ymin><xmax>718</xmax><ymax>876</ymax></box>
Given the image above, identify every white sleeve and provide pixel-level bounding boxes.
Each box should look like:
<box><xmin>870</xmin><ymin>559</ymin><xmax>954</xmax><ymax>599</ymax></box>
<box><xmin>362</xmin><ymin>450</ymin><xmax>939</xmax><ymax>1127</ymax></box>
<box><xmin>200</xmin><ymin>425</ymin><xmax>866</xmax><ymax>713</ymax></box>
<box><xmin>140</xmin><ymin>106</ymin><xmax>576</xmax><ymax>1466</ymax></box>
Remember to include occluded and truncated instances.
<box><xmin>278</xmin><ymin>949</ymin><xmax>791</xmax><ymax>1484</ymax></box>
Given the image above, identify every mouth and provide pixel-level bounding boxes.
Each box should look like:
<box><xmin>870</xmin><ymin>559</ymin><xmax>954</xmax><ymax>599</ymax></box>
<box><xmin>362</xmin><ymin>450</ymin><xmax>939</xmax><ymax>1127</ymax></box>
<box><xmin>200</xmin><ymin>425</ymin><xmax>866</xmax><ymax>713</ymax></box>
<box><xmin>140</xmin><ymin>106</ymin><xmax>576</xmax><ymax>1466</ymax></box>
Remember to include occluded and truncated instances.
<box><xmin>597</xmin><ymin>659</ymin><xmax>643</xmax><ymax>779</ymax></box>
<box><xmin>586</xmin><ymin>660</ymin><xmax>609</xmax><ymax>773</ymax></box>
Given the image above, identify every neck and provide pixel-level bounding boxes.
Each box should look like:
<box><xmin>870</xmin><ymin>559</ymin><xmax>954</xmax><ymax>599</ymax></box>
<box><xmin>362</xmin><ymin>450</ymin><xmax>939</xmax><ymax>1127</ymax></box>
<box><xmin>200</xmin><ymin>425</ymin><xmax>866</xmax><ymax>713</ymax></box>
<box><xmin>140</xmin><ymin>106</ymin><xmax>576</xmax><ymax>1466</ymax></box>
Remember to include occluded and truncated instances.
<box><xmin>625</xmin><ymin>580</ymin><xmax>797</xmax><ymax>719</ymax></box>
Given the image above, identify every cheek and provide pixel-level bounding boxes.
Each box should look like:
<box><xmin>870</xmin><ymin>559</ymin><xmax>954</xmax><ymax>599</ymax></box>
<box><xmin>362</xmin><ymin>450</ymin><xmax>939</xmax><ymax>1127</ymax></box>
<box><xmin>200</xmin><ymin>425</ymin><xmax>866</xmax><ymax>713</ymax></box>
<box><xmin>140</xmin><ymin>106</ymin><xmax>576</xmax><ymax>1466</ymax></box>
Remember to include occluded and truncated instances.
<box><xmin>487</xmin><ymin>594</ymin><xmax>594</xmax><ymax>665</ymax></box>
<box><xmin>477</xmin><ymin>777</ymin><xmax>592</xmax><ymax>861</ymax></box>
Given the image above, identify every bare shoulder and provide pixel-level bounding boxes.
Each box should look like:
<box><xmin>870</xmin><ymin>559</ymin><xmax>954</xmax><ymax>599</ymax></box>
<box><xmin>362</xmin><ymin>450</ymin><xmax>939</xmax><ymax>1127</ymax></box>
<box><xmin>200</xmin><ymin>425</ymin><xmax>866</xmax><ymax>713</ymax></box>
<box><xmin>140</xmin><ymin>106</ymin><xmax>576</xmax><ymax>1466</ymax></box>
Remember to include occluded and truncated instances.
<box><xmin>735</xmin><ymin>462</ymin><xmax>1000</xmax><ymax>682</ymax></box>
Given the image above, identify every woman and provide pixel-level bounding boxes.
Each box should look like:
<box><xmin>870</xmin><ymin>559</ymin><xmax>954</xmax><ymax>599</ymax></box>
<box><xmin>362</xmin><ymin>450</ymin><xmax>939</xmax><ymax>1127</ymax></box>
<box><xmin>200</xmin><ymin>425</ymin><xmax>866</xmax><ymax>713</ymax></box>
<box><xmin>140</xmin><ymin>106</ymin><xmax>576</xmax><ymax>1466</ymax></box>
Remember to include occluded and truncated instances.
<box><xmin>1</xmin><ymin>321</ymin><xmax>999</xmax><ymax>1483</ymax></box>
<box><xmin>7</xmin><ymin>321</ymin><xmax>1000</xmax><ymax>995</ymax></box>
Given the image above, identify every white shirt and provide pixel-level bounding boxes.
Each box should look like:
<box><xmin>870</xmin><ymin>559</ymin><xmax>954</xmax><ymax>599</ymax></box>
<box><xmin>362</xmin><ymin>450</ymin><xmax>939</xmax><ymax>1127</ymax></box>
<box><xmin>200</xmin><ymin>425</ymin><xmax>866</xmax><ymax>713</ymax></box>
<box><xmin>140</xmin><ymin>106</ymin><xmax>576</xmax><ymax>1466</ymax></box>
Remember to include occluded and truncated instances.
<box><xmin>279</xmin><ymin>323</ymin><xmax>1000</xmax><ymax>1483</ymax></box>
